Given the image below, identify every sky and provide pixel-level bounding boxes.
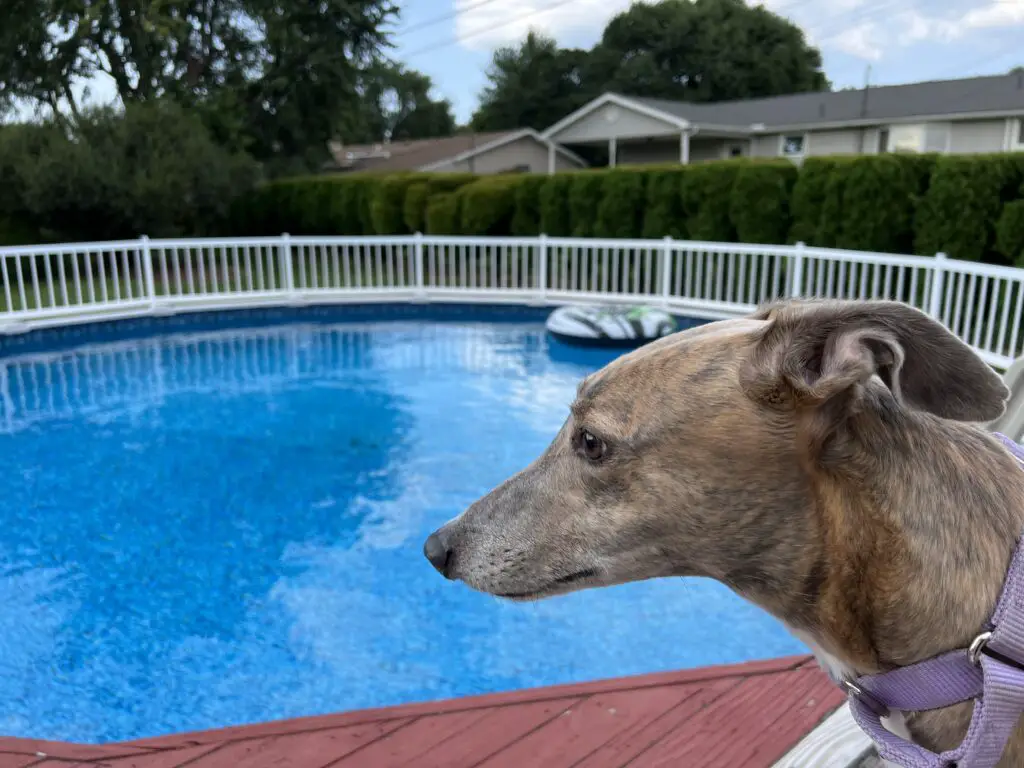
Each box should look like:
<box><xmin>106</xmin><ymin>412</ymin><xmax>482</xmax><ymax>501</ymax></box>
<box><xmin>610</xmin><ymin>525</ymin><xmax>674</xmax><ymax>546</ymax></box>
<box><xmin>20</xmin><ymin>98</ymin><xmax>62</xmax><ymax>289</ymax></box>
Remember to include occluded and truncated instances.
<box><xmin>63</xmin><ymin>0</ymin><xmax>1024</xmax><ymax>126</ymax></box>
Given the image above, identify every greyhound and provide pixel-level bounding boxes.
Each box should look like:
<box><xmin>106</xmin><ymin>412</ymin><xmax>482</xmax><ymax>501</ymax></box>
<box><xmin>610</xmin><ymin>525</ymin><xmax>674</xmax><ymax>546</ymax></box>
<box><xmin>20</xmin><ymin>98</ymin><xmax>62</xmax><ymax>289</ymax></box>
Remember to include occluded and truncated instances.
<box><xmin>422</xmin><ymin>299</ymin><xmax>1024</xmax><ymax>766</ymax></box>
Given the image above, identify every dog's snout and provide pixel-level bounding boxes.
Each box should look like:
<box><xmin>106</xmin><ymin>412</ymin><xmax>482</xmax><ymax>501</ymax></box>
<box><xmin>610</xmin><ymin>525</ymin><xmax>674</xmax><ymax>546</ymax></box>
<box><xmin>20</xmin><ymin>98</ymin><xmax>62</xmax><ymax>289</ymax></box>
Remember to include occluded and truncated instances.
<box><xmin>423</xmin><ymin>531</ymin><xmax>454</xmax><ymax>579</ymax></box>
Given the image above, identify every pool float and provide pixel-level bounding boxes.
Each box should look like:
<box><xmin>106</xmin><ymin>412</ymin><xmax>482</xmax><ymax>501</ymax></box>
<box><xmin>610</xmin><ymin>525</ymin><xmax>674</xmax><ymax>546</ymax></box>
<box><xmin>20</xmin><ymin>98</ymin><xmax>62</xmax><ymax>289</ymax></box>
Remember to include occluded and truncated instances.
<box><xmin>545</xmin><ymin>304</ymin><xmax>678</xmax><ymax>348</ymax></box>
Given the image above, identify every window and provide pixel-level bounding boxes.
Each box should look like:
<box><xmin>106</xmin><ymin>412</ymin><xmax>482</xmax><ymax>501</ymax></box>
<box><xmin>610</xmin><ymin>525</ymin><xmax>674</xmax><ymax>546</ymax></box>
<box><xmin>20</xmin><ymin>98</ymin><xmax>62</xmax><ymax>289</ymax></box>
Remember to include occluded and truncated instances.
<box><xmin>878</xmin><ymin>128</ymin><xmax>890</xmax><ymax>153</ymax></box>
<box><xmin>781</xmin><ymin>135</ymin><xmax>805</xmax><ymax>156</ymax></box>
<box><xmin>1015</xmin><ymin>118</ymin><xmax>1024</xmax><ymax>149</ymax></box>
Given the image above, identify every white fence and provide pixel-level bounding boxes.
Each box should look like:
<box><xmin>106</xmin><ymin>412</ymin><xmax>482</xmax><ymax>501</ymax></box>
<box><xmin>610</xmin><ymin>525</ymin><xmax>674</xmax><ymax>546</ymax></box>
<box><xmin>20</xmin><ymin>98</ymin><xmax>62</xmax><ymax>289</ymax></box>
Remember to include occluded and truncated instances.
<box><xmin>1</xmin><ymin>233</ymin><xmax>1023</xmax><ymax>369</ymax></box>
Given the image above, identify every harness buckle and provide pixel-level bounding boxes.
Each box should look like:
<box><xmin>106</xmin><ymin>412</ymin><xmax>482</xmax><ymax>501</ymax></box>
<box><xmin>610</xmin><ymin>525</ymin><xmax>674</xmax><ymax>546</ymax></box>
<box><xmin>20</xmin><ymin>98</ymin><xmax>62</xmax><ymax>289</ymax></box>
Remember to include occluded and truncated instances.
<box><xmin>841</xmin><ymin>678</ymin><xmax>890</xmax><ymax>718</ymax></box>
<box><xmin>968</xmin><ymin>631</ymin><xmax>993</xmax><ymax>666</ymax></box>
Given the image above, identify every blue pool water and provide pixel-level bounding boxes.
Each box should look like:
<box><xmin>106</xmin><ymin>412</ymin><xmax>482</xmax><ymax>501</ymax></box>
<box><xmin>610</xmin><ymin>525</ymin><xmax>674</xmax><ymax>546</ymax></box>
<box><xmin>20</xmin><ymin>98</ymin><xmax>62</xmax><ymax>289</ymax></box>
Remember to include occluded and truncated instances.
<box><xmin>0</xmin><ymin>307</ymin><xmax>807</xmax><ymax>743</ymax></box>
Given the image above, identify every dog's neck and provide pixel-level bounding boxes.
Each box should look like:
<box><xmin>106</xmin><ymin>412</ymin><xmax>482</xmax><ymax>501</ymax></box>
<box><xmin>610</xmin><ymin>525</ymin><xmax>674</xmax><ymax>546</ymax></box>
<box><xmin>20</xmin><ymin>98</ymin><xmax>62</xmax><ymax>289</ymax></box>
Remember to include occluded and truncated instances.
<box><xmin>749</xmin><ymin>419</ymin><xmax>1024</xmax><ymax>759</ymax></box>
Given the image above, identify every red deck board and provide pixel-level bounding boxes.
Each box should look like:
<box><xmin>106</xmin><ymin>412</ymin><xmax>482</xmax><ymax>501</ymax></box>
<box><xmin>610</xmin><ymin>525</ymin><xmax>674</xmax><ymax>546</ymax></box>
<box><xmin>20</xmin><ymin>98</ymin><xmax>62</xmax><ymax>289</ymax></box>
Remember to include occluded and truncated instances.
<box><xmin>0</xmin><ymin>655</ymin><xmax>845</xmax><ymax>768</ymax></box>
<box><xmin>411</xmin><ymin>697</ymin><xmax>583</xmax><ymax>768</ymax></box>
<box><xmin>0</xmin><ymin>755</ymin><xmax>45</xmax><ymax>768</ymax></box>
<box><xmin>475</xmin><ymin>684</ymin><xmax>701</xmax><ymax>768</ymax></box>
<box><xmin>576</xmin><ymin>678</ymin><xmax>742</xmax><ymax>768</ymax></box>
<box><xmin>184</xmin><ymin>719</ymin><xmax>412</xmax><ymax>768</ymax></box>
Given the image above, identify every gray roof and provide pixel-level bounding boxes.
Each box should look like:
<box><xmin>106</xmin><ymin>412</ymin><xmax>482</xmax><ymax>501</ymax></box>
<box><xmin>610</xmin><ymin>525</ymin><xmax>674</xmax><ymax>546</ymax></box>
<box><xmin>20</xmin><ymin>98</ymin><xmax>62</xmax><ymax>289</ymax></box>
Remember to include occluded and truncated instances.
<box><xmin>628</xmin><ymin>72</ymin><xmax>1024</xmax><ymax>130</ymax></box>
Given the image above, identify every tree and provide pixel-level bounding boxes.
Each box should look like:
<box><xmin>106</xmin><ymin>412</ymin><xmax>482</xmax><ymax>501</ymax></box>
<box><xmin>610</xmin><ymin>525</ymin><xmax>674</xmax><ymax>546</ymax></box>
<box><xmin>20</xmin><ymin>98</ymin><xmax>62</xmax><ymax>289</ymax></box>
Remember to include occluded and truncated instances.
<box><xmin>587</xmin><ymin>0</ymin><xmax>829</xmax><ymax>102</ymax></box>
<box><xmin>345</xmin><ymin>63</ymin><xmax>456</xmax><ymax>143</ymax></box>
<box><xmin>469</xmin><ymin>0</ymin><xmax>830</xmax><ymax>132</ymax></box>
<box><xmin>2</xmin><ymin>102</ymin><xmax>257</xmax><ymax>242</ymax></box>
<box><xmin>470</xmin><ymin>32</ymin><xmax>591</xmax><ymax>132</ymax></box>
<box><xmin>0</xmin><ymin>0</ymin><xmax>399</xmax><ymax>167</ymax></box>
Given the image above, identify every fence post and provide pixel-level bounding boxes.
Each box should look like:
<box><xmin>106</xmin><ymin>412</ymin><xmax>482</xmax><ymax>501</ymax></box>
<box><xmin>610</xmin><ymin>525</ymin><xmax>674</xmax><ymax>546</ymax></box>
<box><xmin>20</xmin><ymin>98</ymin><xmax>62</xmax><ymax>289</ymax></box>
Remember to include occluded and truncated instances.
<box><xmin>660</xmin><ymin>236</ymin><xmax>673</xmax><ymax>306</ymax></box>
<box><xmin>279</xmin><ymin>232</ymin><xmax>295</xmax><ymax>300</ymax></box>
<box><xmin>928</xmin><ymin>251</ymin><xmax>947</xmax><ymax>319</ymax></box>
<box><xmin>413</xmin><ymin>232</ymin><xmax>426</xmax><ymax>301</ymax></box>
<box><xmin>140</xmin><ymin>235</ymin><xmax>157</xmax><ymax>311</ymax></box>
<box><xmin>537</xmin><ymin>234</ymin><xmax>548</xmax><ymax>305</ymax></box>
<box><xmin>789</xmin><ymin>241</ymin><xmax>805</xmax><ymax>298</ymax></box>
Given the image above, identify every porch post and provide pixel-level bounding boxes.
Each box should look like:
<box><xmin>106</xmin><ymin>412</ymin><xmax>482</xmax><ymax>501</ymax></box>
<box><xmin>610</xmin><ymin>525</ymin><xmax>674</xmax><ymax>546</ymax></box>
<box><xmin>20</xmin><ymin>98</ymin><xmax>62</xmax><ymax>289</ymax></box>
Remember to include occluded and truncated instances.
<box><xmin>547</xmin><ymin>143</ymin><xmax>556</xmax><ymax>175</ymax></box>
<box><xmin>608</xmin><ymin>137</ymin><xmax>618</xmax><ymax>168</ymax></box>
<box><xmin>679</xmin><ymin>130</ymin><xmax>690</xmax><ymax>165</ymax></box>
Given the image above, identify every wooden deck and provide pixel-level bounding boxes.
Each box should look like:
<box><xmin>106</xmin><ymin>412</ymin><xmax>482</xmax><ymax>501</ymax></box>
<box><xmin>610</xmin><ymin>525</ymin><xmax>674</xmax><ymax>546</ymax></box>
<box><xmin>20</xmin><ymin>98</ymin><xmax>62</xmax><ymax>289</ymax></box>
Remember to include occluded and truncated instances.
<box><xmin>0</xmin><ymin>655</ymin><xmax>845</xmax><ymax>768</ymax></box>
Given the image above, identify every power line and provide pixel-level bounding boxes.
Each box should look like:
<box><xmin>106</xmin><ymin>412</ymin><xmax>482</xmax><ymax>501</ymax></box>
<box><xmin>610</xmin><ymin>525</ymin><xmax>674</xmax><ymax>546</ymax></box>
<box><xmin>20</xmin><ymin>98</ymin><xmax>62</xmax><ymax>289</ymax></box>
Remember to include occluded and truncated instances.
<box><xmin>392</xmin><ymin>0</ymin><xmax>506</xmax><ymax>38</ymax></box>
<box><xmin>402</xmin><ymin>0</ymin><xmax>585</xmax><ymax>59</ymax></box>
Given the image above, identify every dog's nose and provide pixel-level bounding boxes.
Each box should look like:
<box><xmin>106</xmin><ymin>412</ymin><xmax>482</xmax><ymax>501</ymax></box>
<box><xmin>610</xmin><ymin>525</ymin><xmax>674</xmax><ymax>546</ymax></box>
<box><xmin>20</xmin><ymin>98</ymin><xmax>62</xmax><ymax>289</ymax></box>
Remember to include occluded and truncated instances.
<box><xmin>423</xmin><ymin>531</ymin><xmax>454</xmax><ymax>578</ymax></box>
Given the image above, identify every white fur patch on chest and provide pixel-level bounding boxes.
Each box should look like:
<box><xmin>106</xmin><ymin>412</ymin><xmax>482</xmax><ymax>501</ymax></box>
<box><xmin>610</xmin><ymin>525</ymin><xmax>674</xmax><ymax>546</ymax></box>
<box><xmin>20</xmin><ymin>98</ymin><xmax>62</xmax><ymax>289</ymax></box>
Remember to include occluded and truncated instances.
<box><xmin>788</xmin><ymin>626</ymin><xmax>911</xmax><ymax>765</ymax></box>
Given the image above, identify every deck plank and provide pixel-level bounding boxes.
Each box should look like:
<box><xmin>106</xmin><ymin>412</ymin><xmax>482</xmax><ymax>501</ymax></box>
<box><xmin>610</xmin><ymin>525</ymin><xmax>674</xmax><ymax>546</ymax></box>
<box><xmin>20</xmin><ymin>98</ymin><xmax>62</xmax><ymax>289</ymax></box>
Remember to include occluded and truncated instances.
<box><xmin>0</xmin><ymin>656</ymin><xmax>847</xmax><ymax>768</ymax></box>
<box><xmin>575</xmin><ymin>678</ymin><xmax>741</xmax><ymax>768</ymax></box>
<box><xmin>183</xmin><ymin>719</ymin><xmax>412</xmax><ymax>768</ymax></box>
<box><xmin>626</xmin><ymin>667</ymin><xmax>839</xmax><ymax>767</ymax></box>
<box><xmin>412</xmin><ymin>697</ymin><xmax>583</xmax><ymax>768</ymax></box>
<box><xmin>0</xmin><ymin>755</ymin><xmax>46</xmax><ymax>768</ymax></box>
<box><xmin>473</xmin><ymin>684</ymin><xmax>701</xmax><ymax>768</ymax></box>
<box><xmin>331</xmin><ymin>708</ymin><xmax>501</xmax><ymax>767</ymax></box>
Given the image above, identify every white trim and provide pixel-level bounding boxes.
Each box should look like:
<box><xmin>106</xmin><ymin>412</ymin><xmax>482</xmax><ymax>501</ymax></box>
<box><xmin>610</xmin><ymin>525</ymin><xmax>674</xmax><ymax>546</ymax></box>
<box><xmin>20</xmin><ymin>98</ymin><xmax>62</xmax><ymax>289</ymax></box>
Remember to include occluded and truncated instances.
<box><xmin>417</xmin><ymin>128</ymin><xmax>587</xmax><ymax>172</ymax></box>
<box><xmin>541</xmin><ymin>92</ymin><xmax>690</xmax><ymax>141</ymax></box>
<box><xmin>1010</xmin><ymin>116</ymin><xmax>1024</xmax><ymax>151</ymax></box>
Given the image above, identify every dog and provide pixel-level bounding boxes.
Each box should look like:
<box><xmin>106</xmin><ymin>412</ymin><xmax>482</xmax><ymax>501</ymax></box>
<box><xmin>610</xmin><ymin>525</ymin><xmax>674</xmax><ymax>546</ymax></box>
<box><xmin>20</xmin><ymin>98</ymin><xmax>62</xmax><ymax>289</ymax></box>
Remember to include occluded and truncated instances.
<box><xmin>423</xmin><ymin>298</ymin><xmax>1024</xmax><ymax>766</ymax></box>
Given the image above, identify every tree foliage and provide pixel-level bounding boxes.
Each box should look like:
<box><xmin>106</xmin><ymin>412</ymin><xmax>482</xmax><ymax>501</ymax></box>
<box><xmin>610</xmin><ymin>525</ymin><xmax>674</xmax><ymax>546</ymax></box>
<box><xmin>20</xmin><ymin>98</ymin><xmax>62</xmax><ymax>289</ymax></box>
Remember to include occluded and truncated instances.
<box><xmin>0</xmin><ymin>0</ymin><xmax>411</xmax><ymax>168</ymax></box>
<box><xmin>471</xmin><ymin>32</ymin><xmax>590</xmax><ymax>132</ymax></box>
<box><xmin>470</xmin><ymin>0</ymin><xmax>830</xmax><ymax>131</ymax></box>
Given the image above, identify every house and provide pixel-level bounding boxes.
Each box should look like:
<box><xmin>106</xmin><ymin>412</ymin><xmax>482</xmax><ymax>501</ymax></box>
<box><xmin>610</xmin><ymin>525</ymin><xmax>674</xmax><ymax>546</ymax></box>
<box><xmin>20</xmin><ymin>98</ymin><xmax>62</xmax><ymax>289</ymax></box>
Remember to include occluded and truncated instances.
<box><xmin>324</xmin><ymin>128</ymin><xmax>585</xmax><ymax>174</ymax></box>
<box><xmin>540</xmin><ymin>71</ymin><xmax>1024</xmax><ymax>170</ymax></box>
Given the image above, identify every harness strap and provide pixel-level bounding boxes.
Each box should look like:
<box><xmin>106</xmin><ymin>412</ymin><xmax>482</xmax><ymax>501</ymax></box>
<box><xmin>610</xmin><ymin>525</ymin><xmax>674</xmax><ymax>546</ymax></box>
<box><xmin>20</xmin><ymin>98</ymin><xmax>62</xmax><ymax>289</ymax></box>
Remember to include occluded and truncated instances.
<box><xmin>840</xmin><ymin>434</ymin><xmax>1024</xmax><ymax>768</ymax></box>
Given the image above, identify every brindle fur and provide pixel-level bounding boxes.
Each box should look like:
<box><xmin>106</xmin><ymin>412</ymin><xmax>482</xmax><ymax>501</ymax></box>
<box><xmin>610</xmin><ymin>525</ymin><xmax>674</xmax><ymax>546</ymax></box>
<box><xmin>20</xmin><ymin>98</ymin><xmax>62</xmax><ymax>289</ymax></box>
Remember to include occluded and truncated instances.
<box><xmin>424</xmin><ymin>299</ymin><xmax>1024</xmax><ymax>765</ymax></box>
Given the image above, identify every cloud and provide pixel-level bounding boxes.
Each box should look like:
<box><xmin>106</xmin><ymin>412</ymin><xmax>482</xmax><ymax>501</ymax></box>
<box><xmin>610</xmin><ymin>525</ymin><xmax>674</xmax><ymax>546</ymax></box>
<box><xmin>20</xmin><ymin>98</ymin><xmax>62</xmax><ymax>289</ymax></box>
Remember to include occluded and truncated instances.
<box><xmin>452</xmin><ymin>0</ymin><xmax>634</xmax><ymax>51</ymax></box>
<box><xmin>452</xmin><ymin>0</ymin><xmax>1024</xmax><ymax>65</ymax></box>
<box><xmin>962</xmin><ymin>0</ymin><xmax>1024</xmax><ymax>29</ymax></box>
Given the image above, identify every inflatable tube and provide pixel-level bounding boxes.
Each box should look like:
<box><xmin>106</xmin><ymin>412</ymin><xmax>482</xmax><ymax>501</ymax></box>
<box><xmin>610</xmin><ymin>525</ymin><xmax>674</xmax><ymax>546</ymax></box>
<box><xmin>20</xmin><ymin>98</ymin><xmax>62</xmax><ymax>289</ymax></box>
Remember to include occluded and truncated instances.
<box><xmin>545</xmin><ymin>304</ymin><xmax>678</xmax><ymax>348</ymax></box>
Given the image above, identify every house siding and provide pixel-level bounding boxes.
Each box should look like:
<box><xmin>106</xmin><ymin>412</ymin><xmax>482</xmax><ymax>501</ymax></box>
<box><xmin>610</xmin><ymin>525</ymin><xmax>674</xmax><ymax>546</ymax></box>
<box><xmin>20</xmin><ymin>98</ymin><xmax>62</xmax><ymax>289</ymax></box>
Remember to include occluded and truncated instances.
<box><xmin>806</xmin><ymin>129</ymin><xmax>861</xmax><ymax>156</ymax></box>
<box><xmin>750</xmin><ymin>136</ymin><xmax>777</xmax><ymax>158</ymax></box>
<box><xmin>948</xmin><ymin>119</ymin><xmax>1009</xmax><ymax>154</ymax></box>
<box><xmin>430</xmin><ymin>137</ymin><xmax>579</xmax><ymax>174</ymax></box>
<box><xmin>554</xmin><ymin>103</ymin><xmax>682</xmax><ymax>143</ymax></box>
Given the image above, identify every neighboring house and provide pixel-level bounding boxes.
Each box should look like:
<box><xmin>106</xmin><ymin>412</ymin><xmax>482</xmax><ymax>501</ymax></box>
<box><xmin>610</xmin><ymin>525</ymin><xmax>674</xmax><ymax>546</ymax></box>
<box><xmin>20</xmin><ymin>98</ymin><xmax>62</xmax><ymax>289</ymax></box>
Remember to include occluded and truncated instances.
<box><xmin>324</xmin><ymin>128</ymin><xmax>585</xmax><ymax>175</ymax></box>
<box><xmin>539</xmin><ymin>71</ymin><xmax>1024</xmax><ymax>170</ymax></box>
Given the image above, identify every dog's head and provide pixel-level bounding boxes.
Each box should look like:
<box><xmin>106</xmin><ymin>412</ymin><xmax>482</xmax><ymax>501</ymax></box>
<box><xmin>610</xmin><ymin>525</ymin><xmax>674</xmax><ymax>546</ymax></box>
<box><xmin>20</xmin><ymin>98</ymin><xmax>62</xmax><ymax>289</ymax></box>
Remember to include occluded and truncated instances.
<box><xmin>423</xmin><ymin>299</ymin><xmax>1009</xmax><ymax>619</ymax></box>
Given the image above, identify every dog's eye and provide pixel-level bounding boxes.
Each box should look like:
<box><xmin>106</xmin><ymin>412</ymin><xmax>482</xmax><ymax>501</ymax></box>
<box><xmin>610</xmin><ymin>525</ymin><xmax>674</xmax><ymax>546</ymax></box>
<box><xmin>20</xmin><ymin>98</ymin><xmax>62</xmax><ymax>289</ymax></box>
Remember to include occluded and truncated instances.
<box><xmin>579</xmin><ymin>430</ymin><xmax>606</xmax><ymax>461</ymax></box>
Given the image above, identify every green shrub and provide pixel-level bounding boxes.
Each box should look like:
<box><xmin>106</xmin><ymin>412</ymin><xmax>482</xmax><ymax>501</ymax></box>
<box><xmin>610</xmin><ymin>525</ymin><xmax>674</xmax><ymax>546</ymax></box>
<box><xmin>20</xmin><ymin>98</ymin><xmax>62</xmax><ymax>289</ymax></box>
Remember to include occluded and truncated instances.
<box><xmin>730</xmin><ymin>161</ymin><xmax>797</xmax><ymax>245</ymax></box>
<box><xmin>370</xmin><ymin>173</ymin><xmax>415</xmax><ymax>235</ymax></box>
<box><xmin>834</xmin><ymin>156</ymin><xmax>923</xmax><ymax>254</ymax></box>
<box><xmin>510</xmin><ymin>175</ymin><xmax>546</xmax><ymax>236</ymax></box>
<box><xmin>539</xmin><ymin>175</ymin><xmax>572</xmax><ymax>236</ymax></box>
<box><xmin>426</xmin><ymin>192</ymin><xmax>460</xmax><ymax>234</ymax></box>
<box><xmin>914</xmin><ymin>154</ymin><xmax>1021</xmax><ymax>260</ymax></box>
<box><xmin>594</xmin><ymin>169</ymin><xmax>648</xmax><ymax>238</ymax></box>
<box><xmin>568</xmin><ymin>171</ymin><xmax>607</xmax><ymax>237</ymax></box>
<box><xmin>403</xmin><ymin>181</ymin><xmax>430</xmax><ymax>233</ymax></box>
<box><xmin>642</xmin><ymin>167</ymin><xmax>687</xmax><ymax>239</ymax></box>
<box><xmin>787</xmin><ymin>158</ymin><xmax>835</xmax><ymax>244</ymax></box>
<box><xmin>681</xmin><ymin>160</ymin><xmax>743</xmax><ymax>241</ymax></box>
<box><xmin>459</xmin><ymin>177</ymin><xmax>519</xmax><ymax>236</ymax></box>
<box><xmin>404</xmin><ymin>173</ymin><xmax>476</xmax><ymax>235</ymax></box>
<box><xmin>996</xmin><ymin>199</ymin><xmax>1024</xmax><ymax>268</ymax></box>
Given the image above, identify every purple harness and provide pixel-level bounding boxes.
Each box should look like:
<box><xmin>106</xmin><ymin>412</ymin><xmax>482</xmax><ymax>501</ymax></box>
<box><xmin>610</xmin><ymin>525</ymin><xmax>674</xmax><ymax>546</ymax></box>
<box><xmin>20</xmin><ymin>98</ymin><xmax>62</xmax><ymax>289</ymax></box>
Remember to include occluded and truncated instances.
<box><xmin>836</xmin><ymin>433</ymin><xmax>1024</xmax><ymax>767</ymax></box>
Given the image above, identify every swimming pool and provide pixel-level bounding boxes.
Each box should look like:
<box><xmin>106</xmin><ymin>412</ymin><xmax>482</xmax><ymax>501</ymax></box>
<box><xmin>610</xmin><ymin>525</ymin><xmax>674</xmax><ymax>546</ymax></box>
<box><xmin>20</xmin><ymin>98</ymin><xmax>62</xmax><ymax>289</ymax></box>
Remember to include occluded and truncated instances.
<box><xmin>0</xmin><ymin>306</ymin><xmax>807</xmax><ymax>743</ymax></box>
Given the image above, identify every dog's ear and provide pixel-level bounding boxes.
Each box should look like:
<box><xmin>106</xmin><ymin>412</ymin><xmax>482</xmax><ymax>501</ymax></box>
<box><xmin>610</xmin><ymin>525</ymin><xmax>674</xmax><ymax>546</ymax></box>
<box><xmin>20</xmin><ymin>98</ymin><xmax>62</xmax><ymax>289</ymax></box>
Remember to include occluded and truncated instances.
<box><xmin>741</xmin><ymin>299</ymin><xmax>1008</xmax><ymax>424</ymax></box>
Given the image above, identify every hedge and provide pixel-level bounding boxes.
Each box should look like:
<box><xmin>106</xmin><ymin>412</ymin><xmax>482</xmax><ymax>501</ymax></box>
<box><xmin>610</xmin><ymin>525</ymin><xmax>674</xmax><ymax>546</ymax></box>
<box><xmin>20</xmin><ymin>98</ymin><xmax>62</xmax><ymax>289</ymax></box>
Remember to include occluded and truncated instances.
<box><xmin>914</xmin><ymin>155</ymin><xmax>1022</xmax><ymax>261</ymax></box>
<box><xmin>996</xmin><ymin>198</ymin><xmax>1024</xmax><ymax>268</ymax></box>
<box><xmin>218</xmin><ymin>154</ymin><xmax>1024</xmax><ymax>269</ymax></box>
<box><xmin>729</xmin><ymin>161</ymin><xmax>798</xmax><ymax>246</ymax></box>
